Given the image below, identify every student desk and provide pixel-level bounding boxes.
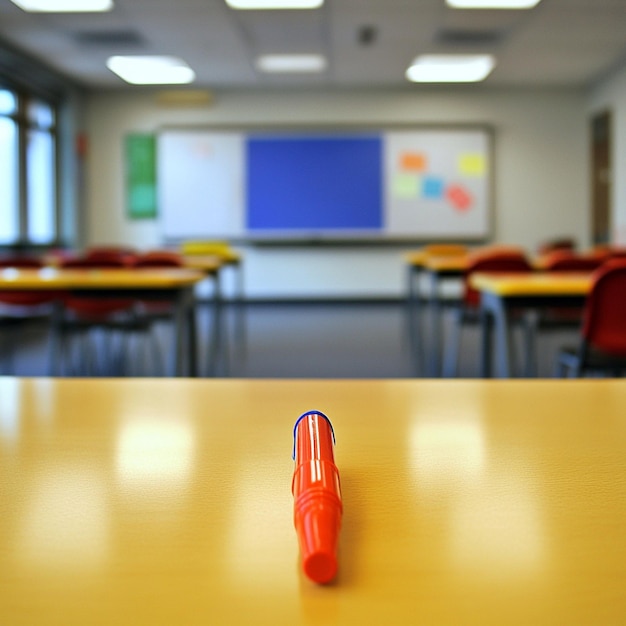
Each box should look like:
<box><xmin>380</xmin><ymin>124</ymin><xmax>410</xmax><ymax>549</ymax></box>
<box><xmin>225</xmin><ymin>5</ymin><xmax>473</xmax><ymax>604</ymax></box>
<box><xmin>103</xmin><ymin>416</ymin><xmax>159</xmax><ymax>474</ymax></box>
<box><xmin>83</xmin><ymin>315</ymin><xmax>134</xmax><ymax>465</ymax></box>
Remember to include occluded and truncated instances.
<box><xmin>181</xmin><ymin>254</ymin><xmax>222</xmax><ymax>276</ymax></box>
<box><xmin>182</xmin><ymin>254</ymin><xmax>244</xmax><ymax>375</ymax></box>
<box><xmin>405</xmin><ymin>253</ymin><xmax>468</xmax><ymax>376</ymax></box>
<box><xmin>408</xmin><ymin>252</ymin><xmax>590</xmax><ymax>377</ymax></box>
<box><xmin>0</xmin><ymin>267</ymin><xmax>205</xmax><ymax>376</ymax></box>
<box><xmin>182</xmin><ymin>246</ymin><xmax>244</xmax><ymax>303</ymax></box>
<box><xmin>470</xmin><ymin>272</ymin><xmax>592</xmax><ymax>378</ymax></box>
<box><xmin>2</xmin><ymin>377</ymin><xmax>626</xmax><ymax>625</ymax></box>
<box><xmin>420</xmin><ymin>255</ymin><xmax>470</xmax><ymax>375</ymax></box>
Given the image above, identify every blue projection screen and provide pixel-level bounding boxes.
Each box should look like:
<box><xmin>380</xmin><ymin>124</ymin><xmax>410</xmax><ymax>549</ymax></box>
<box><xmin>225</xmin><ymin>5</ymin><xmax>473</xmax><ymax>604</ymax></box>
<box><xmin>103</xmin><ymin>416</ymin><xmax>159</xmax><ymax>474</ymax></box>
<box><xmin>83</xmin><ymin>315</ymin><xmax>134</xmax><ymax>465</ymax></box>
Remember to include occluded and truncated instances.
<box><xmin>246</xmin><ymin>135</ymin><xmax>383</xmax><ymax>232</ymax></box>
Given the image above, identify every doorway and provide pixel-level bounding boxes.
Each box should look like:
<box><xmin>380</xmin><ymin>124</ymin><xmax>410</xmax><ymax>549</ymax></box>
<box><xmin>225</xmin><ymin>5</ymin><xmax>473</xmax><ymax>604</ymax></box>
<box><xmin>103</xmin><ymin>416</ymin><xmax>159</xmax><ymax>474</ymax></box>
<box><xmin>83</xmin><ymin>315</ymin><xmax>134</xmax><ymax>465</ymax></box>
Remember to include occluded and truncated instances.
<box><xmin>590</xmin><ymin>110</ymin><xmax>612</xmax><ymax>245</ymax></box>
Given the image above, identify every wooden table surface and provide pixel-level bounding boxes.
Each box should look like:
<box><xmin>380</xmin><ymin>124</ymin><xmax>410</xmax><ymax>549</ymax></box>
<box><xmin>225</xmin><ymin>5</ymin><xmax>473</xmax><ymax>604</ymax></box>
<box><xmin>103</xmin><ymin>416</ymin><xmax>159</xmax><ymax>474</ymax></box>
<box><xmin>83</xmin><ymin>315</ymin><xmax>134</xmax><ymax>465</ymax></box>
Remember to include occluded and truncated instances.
<box><xmin>2</xmin><ymin>378</ymin><xmax>626</xmax><ymax>625</ymax></box>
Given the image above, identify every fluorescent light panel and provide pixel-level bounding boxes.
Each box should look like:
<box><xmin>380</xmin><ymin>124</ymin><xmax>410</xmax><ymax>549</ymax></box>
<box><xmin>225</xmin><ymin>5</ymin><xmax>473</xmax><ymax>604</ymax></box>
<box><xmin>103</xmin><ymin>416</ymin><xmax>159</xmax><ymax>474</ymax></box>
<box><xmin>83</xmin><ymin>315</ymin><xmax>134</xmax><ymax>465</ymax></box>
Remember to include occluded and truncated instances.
<box><xmin>10</xmin><ymin>0</ymin><xmax>112</xmax><ymax>11</ymax></box>
<box><xmin>225</xmin><ymin>0</ymin><xmax>323</xmax><ymax>8</ymax></box>
<box><xmin>256</xmin><ymin>54</ymin><xmax>326</xmax><ymax>73</ymax></box>
<box><xmin>446</xmin><ymin>0</ymin><xmax>541</xmax><ymax>8</ymax></box>
<box><xmin>406</xmin><ymin>54</ymin><xmax>495</xmax><ymax>83</ymax></box>
<box><xmin>107</xmin><ymin>56</ymin><xmax>195</xmax><ymax>85</ymax></box>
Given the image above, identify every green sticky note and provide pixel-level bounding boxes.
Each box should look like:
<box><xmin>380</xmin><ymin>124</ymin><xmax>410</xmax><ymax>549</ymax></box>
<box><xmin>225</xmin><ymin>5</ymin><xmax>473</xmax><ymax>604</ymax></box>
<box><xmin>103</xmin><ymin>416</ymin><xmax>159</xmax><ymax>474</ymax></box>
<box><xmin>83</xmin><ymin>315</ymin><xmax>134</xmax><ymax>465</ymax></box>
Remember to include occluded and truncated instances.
<box><xmin>392</xmin><ymin>174</ymin><xmax>420</xmax><ymax>199</ymax></box>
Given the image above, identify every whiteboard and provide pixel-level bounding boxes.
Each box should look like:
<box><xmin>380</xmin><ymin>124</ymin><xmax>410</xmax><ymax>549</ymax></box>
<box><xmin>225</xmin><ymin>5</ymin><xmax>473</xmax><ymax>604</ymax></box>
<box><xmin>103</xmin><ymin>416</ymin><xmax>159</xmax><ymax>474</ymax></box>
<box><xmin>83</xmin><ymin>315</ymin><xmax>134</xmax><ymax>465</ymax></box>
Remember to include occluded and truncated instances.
<box><xmin>158</xmin><ymin>131</ymin><xmax>245</xmax><ymax>239</ymax></box>
<box><xmin>157</xmin><ymin>127</ymin><xmax>492</xmax><ymax>241</ymax></box>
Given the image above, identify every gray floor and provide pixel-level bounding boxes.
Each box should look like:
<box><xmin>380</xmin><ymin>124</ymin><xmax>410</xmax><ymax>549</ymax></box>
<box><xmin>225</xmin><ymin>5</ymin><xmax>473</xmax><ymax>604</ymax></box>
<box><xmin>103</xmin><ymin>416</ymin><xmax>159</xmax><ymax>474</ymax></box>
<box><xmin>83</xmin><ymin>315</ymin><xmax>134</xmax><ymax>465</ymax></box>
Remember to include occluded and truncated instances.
<box><xmin>0</xmin><ymin>300</ymin><xmax>579</xmax><ymax>378</ymax></box>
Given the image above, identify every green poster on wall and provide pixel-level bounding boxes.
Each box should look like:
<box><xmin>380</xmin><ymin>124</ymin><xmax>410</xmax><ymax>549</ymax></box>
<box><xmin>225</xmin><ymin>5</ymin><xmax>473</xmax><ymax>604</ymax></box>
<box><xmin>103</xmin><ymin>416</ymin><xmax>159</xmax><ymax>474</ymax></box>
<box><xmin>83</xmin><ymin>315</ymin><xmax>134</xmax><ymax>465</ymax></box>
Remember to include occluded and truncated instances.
<box><xmin>125</xmin><ymin>134</ymin><xmax>157</xmax><ymax>219</ymax></box>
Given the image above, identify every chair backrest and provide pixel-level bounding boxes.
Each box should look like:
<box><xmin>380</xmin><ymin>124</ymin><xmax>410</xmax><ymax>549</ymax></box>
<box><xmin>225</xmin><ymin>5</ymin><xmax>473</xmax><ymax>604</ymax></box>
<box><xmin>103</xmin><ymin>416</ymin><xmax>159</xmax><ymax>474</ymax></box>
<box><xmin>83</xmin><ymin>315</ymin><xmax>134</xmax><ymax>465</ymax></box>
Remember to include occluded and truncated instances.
<box><xmin>61</xmin><ymin>257</ymin><xmax>128</xmax><ymax>269</ymax></box>
<box><xmin>132</xmin><ymin>250</ymin><xmax>183</xmax><ymax>268</ymax></box>
<box><xmin>537</xmin><ymin>237</ymin><xmax>577</xmax><ymax>255</ymax></box>
<box><xmin>59</xmin><ymin>256</ymin><xmax>134</xmax><ymax>316</ymax></box>
<box><xmin>83</xmin><ymin>247</ymin><xmax>137</xmax><ymax>266</ymax></box>
<box><xmin>582</xmin><ymin>260</ymin><xmax>626</xmax><ymax>356</ymax></box>
<box><xmin>463</xmin><ymin>251</ymin><xmax>533</xmax><ymax>307</ymax></box>
<box><xmin>607</xmin><ymin>247</ymin><xmax>626</xmax><ymax>259</ymax></box>
<box><xmin>540</xmin><ymin>250</ymin><xmax>605</xmax><ymax>272</ymax></box>
<box><xmin>0</xmin><ymin>257</ymin><xmax>43</xmax><ymax>269</ymax></box>
<box><xmin>589</xmin><ymin>245</ymin><xmax>626</xmax><ymax>260</ymax></box>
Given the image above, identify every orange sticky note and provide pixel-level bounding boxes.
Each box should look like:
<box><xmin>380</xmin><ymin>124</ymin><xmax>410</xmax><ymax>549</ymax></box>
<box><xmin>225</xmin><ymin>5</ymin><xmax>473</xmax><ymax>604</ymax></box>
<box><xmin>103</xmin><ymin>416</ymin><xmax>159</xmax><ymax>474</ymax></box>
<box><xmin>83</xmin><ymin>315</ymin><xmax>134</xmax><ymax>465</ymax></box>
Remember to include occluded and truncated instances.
<box><xmin>400</xmin><ymin>152</ymin><xmax>427</xmax><ymax>171</ymax></box>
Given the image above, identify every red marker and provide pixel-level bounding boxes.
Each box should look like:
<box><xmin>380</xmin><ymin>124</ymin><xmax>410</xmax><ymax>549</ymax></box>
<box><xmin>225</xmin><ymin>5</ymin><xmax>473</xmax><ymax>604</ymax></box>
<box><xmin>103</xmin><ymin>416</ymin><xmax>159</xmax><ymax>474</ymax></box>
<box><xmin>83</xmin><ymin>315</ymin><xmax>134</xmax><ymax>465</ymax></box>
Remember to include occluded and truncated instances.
<box><xmin>292</xmin><ymin>410</ymin><xmax>343</xmax><ymax>584</ymax></box>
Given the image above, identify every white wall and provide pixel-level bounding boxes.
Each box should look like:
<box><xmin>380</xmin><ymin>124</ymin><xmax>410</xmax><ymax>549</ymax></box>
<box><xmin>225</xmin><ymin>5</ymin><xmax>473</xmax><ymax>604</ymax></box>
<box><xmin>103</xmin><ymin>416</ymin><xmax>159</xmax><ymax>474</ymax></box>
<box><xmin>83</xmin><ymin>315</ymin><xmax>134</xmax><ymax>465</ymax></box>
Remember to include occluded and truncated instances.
<box><xmin>589</xmin><ymin>65</ymin><xmax>626</xmax><ymax>246</ymax></box>
<box><xmin>85</xmin><ymin>87</ymin><xmax>589</xmax><ymax>299</ymax></box>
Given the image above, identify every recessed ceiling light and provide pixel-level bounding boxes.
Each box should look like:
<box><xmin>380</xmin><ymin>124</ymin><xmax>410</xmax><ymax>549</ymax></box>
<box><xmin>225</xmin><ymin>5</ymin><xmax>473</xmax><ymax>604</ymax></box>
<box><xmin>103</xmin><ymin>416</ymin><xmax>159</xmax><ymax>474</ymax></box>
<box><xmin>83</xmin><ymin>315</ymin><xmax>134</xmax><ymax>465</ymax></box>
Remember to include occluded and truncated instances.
<box><xmin>10</xmin><ymin>0</ymin><xmax>113</xmax><ymax>11</ymax></box>
<box><xmin>446</xmin><ymin>0</ymin><xmax>541</xmax><ymax>8</ymax></box>
<box><xmin>406</xmin><ymin>54</ymin><xmax>495</xmax><ymax>83</ymax></box>
<box><xmin>256</xmin><ymin>54</ymin><xmax>327</xmax><ymax>73</ymax></box>
<box><xmin>107</xmin><ymin>56</ymin><xmax>196</xmax><ymax>85</ymax></box>
<box><xmin>225</xmin><ymin>0</ymin><xmax>322</xmax><ymax>8</ymax></box>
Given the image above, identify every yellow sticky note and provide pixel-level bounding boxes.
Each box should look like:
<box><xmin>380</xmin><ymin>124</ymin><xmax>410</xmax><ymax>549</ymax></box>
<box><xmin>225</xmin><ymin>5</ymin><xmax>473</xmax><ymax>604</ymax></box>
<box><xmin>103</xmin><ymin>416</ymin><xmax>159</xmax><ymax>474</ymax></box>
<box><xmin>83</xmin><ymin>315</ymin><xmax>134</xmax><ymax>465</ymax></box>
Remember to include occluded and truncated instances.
<box><xmin>459</xmin><ymin>153</ymin><xmax>486</xmax><ymax>176</ymax></box>
<box><xmin>392</xmin><ymin>174</ymin><xmax>420</xmax><ymax>199</ymax></box>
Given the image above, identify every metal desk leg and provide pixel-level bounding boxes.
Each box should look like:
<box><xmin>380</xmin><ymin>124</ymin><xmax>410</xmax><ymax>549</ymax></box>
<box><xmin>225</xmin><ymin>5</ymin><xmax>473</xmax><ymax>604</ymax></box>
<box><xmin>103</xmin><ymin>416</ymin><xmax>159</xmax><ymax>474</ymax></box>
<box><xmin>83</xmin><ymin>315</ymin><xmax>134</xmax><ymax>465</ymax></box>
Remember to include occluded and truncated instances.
<box><xmin>172</xmin><ymin>286</ymin><xmax>197</xmax><ymax>377</ymax></box>
<box><xmin>233</xmin><ymin>262</ymin><xmax>246</xmax><ymax>363</ymax></box>
<box><xmin>479</xmin><ymin>308</ymin><xmax>493</xmax><ymax>378</ymax></box>
<box><xmin>482</xmin><ymin>292</ymin><xmax>514</xmax><ymax>378</ymax></box>
<box><xmin>406</xmin><ymin>264</ymin><xmax>424</xmax><ymax>375</ymax></box>
<box><xmin>48</xmin><ymin>300</ymin><xmax>63</xmax><ymax>376</ymax></box>
<box><xmin>206</xmin><ymin>272</ymin><xmax>226</xmax><ymax>376</ymax></box>
<box><xmin>187</xmin><ymin>289</ymin><xmax>198</xmax><ymax>377</ymax></box>
<box><xmin>429</xmin><ymin>273</ymin><xmax>443</xmax><ymax>377</ymax></box>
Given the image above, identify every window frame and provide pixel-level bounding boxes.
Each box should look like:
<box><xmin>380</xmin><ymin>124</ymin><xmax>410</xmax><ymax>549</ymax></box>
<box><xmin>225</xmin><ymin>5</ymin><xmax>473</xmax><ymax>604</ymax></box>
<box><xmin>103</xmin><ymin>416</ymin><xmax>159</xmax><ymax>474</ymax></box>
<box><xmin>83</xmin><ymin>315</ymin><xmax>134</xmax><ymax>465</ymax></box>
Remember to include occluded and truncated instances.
<box><xmin>0</xmin><ymin>84</ymin><xmax>60</xmax><ymax>249</ymax></box>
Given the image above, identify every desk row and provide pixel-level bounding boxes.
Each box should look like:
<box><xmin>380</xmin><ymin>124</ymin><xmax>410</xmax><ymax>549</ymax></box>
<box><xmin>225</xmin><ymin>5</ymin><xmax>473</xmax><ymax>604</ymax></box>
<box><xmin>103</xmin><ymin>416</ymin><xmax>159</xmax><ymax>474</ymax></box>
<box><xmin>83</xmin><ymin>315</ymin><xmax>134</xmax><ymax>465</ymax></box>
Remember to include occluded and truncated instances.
<box><xmin>406</xmin><ymin>247</ymin><xmax>626</xmax><ymax>378</ymax></box>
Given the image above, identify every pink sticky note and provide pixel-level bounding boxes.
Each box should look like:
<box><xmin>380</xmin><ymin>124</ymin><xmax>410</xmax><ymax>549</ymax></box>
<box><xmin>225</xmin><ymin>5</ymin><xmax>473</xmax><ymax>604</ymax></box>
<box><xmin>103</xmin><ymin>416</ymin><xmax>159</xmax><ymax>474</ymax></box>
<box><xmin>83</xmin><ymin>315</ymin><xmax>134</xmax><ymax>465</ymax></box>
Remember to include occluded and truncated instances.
<box><xmin>447</xmin><ymin>184</ymin><xmax>473</xmax><ymax>211</ymax></box>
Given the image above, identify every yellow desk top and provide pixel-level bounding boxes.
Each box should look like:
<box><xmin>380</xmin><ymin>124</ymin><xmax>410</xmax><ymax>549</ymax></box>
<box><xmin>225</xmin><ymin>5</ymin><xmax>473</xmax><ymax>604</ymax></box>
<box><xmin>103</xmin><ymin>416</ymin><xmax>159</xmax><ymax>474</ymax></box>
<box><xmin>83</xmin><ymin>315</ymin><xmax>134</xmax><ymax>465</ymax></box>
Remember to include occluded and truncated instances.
<box><xmin>181</xmin><ymin>246</ymin><xmax>241</xmax><ymax>265</ymax></box>
<box><xmin>422</xmin><ymin>254</ymin><xmax>470</xmax><ymax>272</ymax></box>
<box><xmin>0</xmin><ymin>268</ymin><xmax>205</xmax><ymax>290</ymax></box>
<box><xmin>405</xmin><ymin>247</ymin><xmax>468</xmax><ymax>267</ymax></box>
<box><xmin>404</xmin><ymin>249</ymin><xmax>429</xmax><ymax>265</ymax></box>
<box><xmin>470</xmin><ymin>271</ymin><xmax>593</xmax><ymax>296</ymax></box>
<box><xmin>2</xmin><ymin>378</ymin><xmax>626</xmax><ymax>625</ymax></box>
<box><xmin>181</xmin><ymin>254</ymin><xmax>223</xmax><ymax>274</ymax></box>
<box><xmin>406</xmin><ymin>247</ymin><xmax>557</xmax><ymax>273</ymax></box>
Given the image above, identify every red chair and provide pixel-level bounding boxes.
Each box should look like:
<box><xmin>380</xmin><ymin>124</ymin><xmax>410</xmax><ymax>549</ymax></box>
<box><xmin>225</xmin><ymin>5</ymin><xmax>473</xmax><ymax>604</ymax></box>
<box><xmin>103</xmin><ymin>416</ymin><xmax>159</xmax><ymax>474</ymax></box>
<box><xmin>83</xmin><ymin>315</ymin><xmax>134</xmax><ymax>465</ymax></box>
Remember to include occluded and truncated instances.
<box><xmin>539</xmin><ymin>250</ymin><xmax>605</xmax><ymax>273</ymax></box>
<box><xmin>0</xmin><ymin>257</ymin><xmax>58</xmax><ymax>374</ymax></box>
<box><xmin>607</xmin><ymin>247</ymin><xmax>626</xmax><ymax>260</ymax></box>
<box><xmin>522</xmin><ymin>251</ymin><xmax>608</xmax><ymax>375</ymax></box>
<box><xmin>60</xmin><ymin>256</ymin><xmax>135</xmax><ymax>318</ymax></box>
<box><xmin>537</xmin><ymin>237</ymin><xmax>577</xmax><ymax>256</ymax></box>
<box><xmin>83</xmin><ymin>246</ymin><xmax>137</xmax><ymax>266</ymax></box>
<box><xmin>537</xmin><ymin>250</ymin><xmax>605</xmax><ymax>323</ymax></box>
<box><xmin>128</xmin><ymin>250</ymin><xmax>186</xmax><ymax>376</ymax></box>
<box><xmin>56</xmin><ymin>256</ymin><xmax>138</xmax><ymax>375</ymax></box>
<box><xmin>442</xmin><ymin>250</ymin><xmax>533</xmax><ymax>377</ymax></box>
<box><xmin>132</xmin><ymin>250</ymin><xmax>183</xmax><ymax>268</ymax></box>
<box><xmin>556</xmin><ymin>260</ymin><xmax>626</xmax><ymax>377</ymax></box>
<box><xmin>131</xmin><ymin>250</ymin><xmax>184</xmax><ymax>317</ymax></box>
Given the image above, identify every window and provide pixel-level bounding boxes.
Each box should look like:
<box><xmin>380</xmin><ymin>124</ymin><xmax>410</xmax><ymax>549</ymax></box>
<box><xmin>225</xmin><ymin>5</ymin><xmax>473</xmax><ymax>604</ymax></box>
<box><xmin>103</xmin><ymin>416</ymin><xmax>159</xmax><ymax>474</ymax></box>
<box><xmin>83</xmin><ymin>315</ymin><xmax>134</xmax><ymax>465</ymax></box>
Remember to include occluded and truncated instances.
<box><xmin>0</xmin><ymin>87</ymin><xmax>58</xmax><ymax>246</ymax></box>
<box><xmin>0</xmin><ymin>90</ymin><xmax>18</xmax><ymax>244</ymax></box>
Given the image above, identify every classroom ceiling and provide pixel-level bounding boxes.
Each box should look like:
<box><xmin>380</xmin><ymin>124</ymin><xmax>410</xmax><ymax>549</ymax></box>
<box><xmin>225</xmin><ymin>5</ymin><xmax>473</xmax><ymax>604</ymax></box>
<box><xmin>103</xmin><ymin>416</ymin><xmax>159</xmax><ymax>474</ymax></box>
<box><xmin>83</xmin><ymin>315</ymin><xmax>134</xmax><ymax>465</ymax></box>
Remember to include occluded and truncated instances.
<box><xmin>0</xmin><ymin>0</ymin><xmax>625</xmax><ymax>91</ymax></box>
